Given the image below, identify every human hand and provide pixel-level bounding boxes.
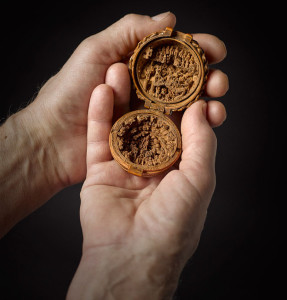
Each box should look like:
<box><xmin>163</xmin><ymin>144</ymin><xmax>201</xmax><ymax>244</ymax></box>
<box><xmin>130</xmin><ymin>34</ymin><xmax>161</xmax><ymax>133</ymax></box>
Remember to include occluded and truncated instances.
<box><xmin>66</xmin><ymin>22</ymin><xmax>228</xmax><ymax>299</ymax></box>
<box><xmin>22</xmin><ymin>12</ymin><xmax>180</xmax><ymax>188</ymax></box>
<box><xmin>0</xmin><ymin>13</ymin><xmax>182</xmax><ymax>237</ymax></box>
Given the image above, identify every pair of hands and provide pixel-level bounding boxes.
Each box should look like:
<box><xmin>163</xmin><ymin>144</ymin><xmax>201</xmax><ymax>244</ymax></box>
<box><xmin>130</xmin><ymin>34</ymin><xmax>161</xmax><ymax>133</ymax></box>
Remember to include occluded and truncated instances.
<box><xmin>2</xmin><ymin>12</ymin><xmax>228</xmax><ymax>299</ymax></box>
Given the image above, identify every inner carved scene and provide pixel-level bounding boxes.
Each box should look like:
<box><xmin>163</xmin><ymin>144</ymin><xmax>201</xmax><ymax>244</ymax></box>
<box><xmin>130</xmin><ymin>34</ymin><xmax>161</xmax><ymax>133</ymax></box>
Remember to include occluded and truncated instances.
<box><xmin>137</xmin><ymin>42</ymin><xmax>200</xmax><ymax>103</ymax></box>
<box><xmin>117</xmin><ymin>114</ymin><xmax>178</xmax><ymax>167</ymax></box>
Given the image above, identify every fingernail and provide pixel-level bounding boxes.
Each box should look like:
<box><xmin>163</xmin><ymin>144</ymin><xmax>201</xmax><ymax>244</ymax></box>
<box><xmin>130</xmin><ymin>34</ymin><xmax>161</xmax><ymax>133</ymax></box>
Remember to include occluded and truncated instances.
<box><xmin>151</xmin><ymin>11</ymin><xmax>170</xmax><ymax>21</ymax></box>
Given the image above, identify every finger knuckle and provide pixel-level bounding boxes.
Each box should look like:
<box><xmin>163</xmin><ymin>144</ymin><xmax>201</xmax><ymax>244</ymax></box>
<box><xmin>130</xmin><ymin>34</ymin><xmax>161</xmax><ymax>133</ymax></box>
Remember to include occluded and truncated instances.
<box><xmin>79</xmin><ymin>35</ymin><xmax>95</xmax><ymax>51</ymax></box>
<box><xmin>122</xmin><ymin>13</ymin><xmax>138</xmax><ymax>23</ymax></box>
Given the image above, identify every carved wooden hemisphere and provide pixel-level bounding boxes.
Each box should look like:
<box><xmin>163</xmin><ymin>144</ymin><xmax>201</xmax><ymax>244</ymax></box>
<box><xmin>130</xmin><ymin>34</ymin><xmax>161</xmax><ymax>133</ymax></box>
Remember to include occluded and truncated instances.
<box><xmin>109</xmin><ymin>27</ymin><xmax>208</xmax><ymax>176</ymax></box>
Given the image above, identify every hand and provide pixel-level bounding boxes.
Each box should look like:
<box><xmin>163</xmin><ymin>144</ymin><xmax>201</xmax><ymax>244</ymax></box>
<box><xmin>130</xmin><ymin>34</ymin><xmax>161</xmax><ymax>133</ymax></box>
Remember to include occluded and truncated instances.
<box><xmin>66</xmin><ymin>20</ymin><xmax>228</xmax><ymax>299</ymax></box>
<box><xmin>0</xmin><ymin>13</ymin><xmax>179</xmax><ymax>236</ymax></box>
<box><xmin>23</xmin><ymin>12</ymin><xmax>181</xmax><ymax>187</ymax></box>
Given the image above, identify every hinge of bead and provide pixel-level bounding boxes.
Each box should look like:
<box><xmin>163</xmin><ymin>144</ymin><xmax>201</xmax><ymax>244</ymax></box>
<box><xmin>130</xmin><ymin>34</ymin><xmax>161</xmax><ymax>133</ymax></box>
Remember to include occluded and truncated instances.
<box><xmin>128</xmin><ymin>166</ymin><xmax>143</xmax><ymax>176</ymax></box>
<box><xmin>164</xmin><ymin>27</ymin><xmax>173</xmax><ymax>36</ymax></box>
<box><xmin>184</xmin><ymin>33</ymin><xmax>193</xmax><ymax>43</ymax></box>
<box><xmin>144</xmin><ymin>100</ymin><xmax>172</xmax><ymax>115</ymax></box>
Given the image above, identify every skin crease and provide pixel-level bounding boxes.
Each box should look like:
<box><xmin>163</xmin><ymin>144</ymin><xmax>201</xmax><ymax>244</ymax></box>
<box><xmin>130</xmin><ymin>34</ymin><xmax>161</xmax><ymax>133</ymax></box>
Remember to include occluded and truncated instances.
<box><xmin>0</xmin><ymin>12</ymin><xmax>228</xmax><ymax>299</ymax></box>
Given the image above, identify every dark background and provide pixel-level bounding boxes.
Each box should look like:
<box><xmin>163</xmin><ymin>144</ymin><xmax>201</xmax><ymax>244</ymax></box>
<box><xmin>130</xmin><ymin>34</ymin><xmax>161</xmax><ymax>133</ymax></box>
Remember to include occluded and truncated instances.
<box><xmin>0</xmin><ymin>0</ymin><xmax>280</xmax><ymax>299</ymax></box>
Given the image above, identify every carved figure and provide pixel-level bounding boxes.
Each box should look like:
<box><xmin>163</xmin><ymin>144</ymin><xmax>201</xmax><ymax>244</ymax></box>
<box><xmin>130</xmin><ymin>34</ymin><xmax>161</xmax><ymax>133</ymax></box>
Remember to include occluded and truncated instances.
<box><xmin>138</xmin><ymin>43</ymin><xmax>200</xmax><ymax>102</ymax></box>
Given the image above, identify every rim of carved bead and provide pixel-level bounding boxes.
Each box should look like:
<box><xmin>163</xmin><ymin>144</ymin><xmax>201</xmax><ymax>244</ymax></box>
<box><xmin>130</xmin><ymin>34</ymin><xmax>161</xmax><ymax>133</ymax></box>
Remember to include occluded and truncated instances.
<box><xmin>136</xmin><ymin>39</ymin><xmax>201</xmax><ymax>104</ymax></box>
<box><xmin>116</xmin><ymin>113</ymin><xmax>178</xmax><ymax>167</ymax></box>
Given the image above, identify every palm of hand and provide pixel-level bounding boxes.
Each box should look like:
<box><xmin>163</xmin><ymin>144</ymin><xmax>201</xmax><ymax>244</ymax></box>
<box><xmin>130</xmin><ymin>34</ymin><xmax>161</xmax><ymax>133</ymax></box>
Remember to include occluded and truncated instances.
<box><xmin>80</xmin><ymin>160</ymin><xmax>206</xmax><ymax>264</ymax></box>
<box><xmin>78</xmin><ymin>75</ymin><xmax>216</xmax><ymax>267</ymax></box>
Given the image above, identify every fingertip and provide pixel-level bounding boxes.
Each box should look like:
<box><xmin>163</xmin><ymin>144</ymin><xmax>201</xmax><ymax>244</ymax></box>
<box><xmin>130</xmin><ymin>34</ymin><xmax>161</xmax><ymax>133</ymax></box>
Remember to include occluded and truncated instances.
<box><xmin>205</xmin><ymin>69</ymin><xmax>229</xmax><ymax>98</ymax></box>
<box><xmin>116</xmin><ymin>12</ymin><xmax>177</xmax><ymax>50</ymax></box>
<box><xmin>182</xmin><ymin>100</ymin><xmax>207</xmax><ymax>121</ymax></box>
<box><xmin>105</xmin><ymin>62</ymin><xmax>129</xmax><ymax>81</ymax></box>
<box><xmin>105</xmin><ymin>63</ymin><xmax>130</xmax><ymax>102</ymax></box>
<box><xmin>206</xmin><ymin>100</ymin><xmax>227</xmax><ymax>127</ymax></box>
<box><xmin>151</xmin><ymin>11</ymin><xmax>177</xmax><ymax>27</ymax></box>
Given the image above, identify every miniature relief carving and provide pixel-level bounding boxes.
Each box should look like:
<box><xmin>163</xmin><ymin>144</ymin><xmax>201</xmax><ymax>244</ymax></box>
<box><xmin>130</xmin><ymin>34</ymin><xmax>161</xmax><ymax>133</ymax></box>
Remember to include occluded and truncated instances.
<box><xmin>137</xmin><ymin>43</ymin><xmax>200</xmax><ymax>103</ymax></box>
<box><xmin>110</xmin><ymin>30</ymin><xmax>207</xmax><ymax>175</ymax></box>
<box><xmin>117</xmin><ymin>114</ymin><xmax>178</xmax><ymax>167</ymax></box>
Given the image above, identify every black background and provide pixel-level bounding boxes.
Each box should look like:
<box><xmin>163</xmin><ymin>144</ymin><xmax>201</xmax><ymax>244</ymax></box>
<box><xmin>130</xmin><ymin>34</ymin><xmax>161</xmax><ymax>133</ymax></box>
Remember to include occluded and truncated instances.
<box><xmin>0</xmin><ymin>0</ymin><xmax>281</xmax><ymax>299</ymax></box>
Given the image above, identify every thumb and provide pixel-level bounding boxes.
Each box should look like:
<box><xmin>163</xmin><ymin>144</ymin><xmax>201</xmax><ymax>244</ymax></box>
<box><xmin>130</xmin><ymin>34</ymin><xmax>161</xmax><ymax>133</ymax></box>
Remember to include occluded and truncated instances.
<box><xmin>75</xmin><ymin>12</ymin><xmax>176</xmax><ymax>65</ymax></box>
<box><xmin>179</xmin><ymin>100</ymin><xmax>217</xmax><ymax>200</ymax></box>
<box><xmin>56</xmin><ymin>13</ymin><xmax>176</xmax><ymax>104</ymax></box>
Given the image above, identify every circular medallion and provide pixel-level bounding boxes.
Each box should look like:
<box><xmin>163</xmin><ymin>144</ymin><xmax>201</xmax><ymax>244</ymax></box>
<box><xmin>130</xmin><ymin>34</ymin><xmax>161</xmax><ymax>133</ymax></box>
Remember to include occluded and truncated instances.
<box><xmin>129</xmin><ymin>28</ymin><xmax>208</xmax><ymax>113</ymax></box>
<box><xmin>109</xmin><ymin>110</ymin><xmax>181</xmax><ymax>177</ymax></box>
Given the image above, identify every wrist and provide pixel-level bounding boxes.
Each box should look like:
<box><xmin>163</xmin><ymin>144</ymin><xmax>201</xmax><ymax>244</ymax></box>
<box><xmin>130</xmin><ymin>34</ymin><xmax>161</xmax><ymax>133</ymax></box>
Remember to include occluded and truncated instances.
<box><xmin>18</xmin><ymin>105</ymin><xmax>67</xmax><ymax>190</ymax></box>
<box><xmin>67</xmin><ymin>243</ymin><xmax>182</xmax><ymax>300</ymax></box>
<box><xmin>0</xmin><ymin>107</ymin><xmax>64</xmax><ymax>236</ymax></box>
